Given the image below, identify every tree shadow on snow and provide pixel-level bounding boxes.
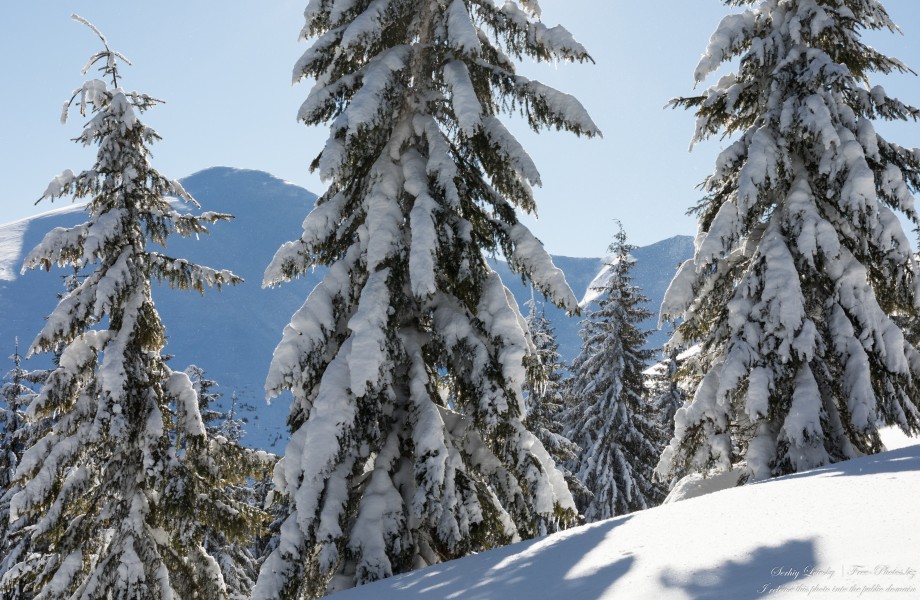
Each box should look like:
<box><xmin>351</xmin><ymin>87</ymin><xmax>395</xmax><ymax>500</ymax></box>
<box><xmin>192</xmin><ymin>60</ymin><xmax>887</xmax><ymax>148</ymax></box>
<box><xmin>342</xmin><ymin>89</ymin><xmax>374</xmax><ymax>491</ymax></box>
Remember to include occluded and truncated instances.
<box><xmin>349</xmin><ymin>516</ymin><xmax>636</xmax><ymax>600</ymax></box>
<box><xmin>659</xmin><ymin>538</ymin><xmax>818</xmax><ymax>600</ymax></box>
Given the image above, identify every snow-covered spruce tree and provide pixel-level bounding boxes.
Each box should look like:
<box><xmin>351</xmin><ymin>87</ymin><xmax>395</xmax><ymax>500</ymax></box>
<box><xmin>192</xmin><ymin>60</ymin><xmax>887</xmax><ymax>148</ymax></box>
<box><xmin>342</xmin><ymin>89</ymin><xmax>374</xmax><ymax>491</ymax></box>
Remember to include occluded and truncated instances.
<box><xmin>646</xmin><ymin>342</ymin><xmax>688</xmax><ymax>448</ymax></box>
<box><xmin>220</xmin><ymin>392</ymin><xmax>247</xmax><ymax>444</ymax></box>
<box><xmin>185</xmin><ymin>366</ymin><xmax>251</xmax><ymax>443</ymax></box>
<box><xmin>894</xmin><ymin>238</ymin><xmax>920</xmax><ymax>350</ymax></box>
<box><xmin>562</xmin><ymin>225</ymin><xmax>666</xmax><ymax>521</ymax></box>
<box><xmin>3</xmin><ymin>17</ymin><xmax>253</xmax><ymax>599</ymax></box>
<box><xmin>0</xmin><ymin>340</ymin><xmax>46</xmax><ymax>588</ymax></box>
<box><xmin>185</xmin><ymin>365</ymin><xmax>277</xmax><ymax>600</ymax></box>
<box><xmin>522</xmin><ymin>295</ymin><xmax>585</xmax><ymax>524</ymax></box>
<box><xmin>657</xmin><ymin>0</ymin><xmax>920</xmax><ymax>485</ymax></box>
<box><xmin>186</xmin><ymin>364</ymin><xmax>228</xmax><ymax>433</ymax></box>
<box><xmin>165</xmin><ymin>383</ymin><xmax>273</xmax><ymax>600</ymax></box>
<box><xmin>0</xmin><ymin>340</ymin><xmax>45</xmax><ymax>495</ymax></box>
<box><xmin>256</xmin><ymin>1</ymin><xmax>599</xmax><ymax>597</ymax></box>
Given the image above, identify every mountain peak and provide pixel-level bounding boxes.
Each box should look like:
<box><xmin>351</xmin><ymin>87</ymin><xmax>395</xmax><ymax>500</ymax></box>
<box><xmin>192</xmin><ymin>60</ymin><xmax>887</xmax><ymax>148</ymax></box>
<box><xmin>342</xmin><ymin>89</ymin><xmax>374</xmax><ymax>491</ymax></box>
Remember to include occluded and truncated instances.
<box><xmin>183</xmin><ymin>166</ymin><xmax>293</xmax><ymax>185</ymax></box>
<box><xmin>179</xmin><ymin>167</ymin><xmax>313</xmax><ymax>206</ymax></box>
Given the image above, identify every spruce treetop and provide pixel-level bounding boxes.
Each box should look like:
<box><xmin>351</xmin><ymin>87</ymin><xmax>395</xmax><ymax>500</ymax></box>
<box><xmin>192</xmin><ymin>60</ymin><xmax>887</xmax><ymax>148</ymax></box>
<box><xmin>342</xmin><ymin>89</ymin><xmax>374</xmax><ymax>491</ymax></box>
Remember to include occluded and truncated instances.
<box><xmin>22</xmin><ymin>16</ymin><xmax>242</xmax><ymax>355</ymax></box>
<box><xmin>266</xmin><ymin>0</ymin><xmax>600</xmax><ymax>308</ymax></box>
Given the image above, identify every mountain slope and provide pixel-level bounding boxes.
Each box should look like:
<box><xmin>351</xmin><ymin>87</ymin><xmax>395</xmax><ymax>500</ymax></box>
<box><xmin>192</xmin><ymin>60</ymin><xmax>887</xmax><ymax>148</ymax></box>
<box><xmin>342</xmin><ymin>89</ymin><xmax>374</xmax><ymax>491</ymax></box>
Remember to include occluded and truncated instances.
<box><xmin>1</xmin><ymin>167</ymin><xmax>319</xmax><ymax>450</ymax></box>
<box><xmin>329</xmin><ymin>441</ymin><xmax>920</xmax><ymax>599</ymax></box>
<box><xmin>0</xmin><ymin>167</ymin><xmax>692</xmax><ymax>449</ymax></box>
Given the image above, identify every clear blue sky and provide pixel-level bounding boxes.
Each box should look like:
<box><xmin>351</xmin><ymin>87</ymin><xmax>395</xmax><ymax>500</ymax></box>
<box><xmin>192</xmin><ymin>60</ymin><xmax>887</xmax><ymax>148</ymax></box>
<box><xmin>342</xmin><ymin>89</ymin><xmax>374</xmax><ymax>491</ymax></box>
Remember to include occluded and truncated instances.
<box><xmin>2</xmin><ymin>1</ymin><xmax>919</xmax><ymax>256</ymax></box>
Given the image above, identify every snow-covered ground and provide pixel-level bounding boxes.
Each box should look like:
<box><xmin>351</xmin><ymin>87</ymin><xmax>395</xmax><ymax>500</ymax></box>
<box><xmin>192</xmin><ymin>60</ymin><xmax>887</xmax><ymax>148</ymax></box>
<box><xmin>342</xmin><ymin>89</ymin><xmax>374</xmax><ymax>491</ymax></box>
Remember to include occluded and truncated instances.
<box><xmin>0</xmin><ymin>219</ymin><xmax>27</xmax><ymax>281</ymax></box>
<box><xmin>0</xmin><ymin>203</ymin><xmax>88</xmax><ymax>281</ymax></box>
<box><xmin>333</xmin><ymin>438</ymin><xmax>920</xmax><ymax>600</ymax></box>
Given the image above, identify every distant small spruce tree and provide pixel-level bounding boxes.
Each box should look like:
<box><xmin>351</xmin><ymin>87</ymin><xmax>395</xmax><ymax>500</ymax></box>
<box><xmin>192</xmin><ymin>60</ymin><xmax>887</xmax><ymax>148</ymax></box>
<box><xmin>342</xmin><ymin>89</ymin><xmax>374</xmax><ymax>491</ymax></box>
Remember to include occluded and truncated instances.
<box><xmin>563</xmin><ymin>224</ymin><xmax>667</xmax><ymax>520</ymax></box>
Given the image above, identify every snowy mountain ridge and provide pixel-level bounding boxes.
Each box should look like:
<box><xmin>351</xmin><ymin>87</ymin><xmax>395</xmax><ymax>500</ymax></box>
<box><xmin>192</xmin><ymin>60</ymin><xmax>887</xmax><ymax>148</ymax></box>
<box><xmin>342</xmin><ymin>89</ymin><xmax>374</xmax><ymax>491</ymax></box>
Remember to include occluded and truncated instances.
<box><xmin>0</xmin><ymin>167</ymin><xmax>692</xmax><ymax>450</ymax></box>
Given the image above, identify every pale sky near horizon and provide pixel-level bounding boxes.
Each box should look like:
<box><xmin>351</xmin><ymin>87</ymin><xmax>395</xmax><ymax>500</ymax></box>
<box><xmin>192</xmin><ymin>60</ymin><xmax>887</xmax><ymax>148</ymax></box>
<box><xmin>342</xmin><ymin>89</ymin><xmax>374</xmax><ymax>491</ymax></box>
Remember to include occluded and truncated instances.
<box><xmin>2</xmin><ymin>1</ymin><xmax>919</xmax><ymax>257</ymax></box>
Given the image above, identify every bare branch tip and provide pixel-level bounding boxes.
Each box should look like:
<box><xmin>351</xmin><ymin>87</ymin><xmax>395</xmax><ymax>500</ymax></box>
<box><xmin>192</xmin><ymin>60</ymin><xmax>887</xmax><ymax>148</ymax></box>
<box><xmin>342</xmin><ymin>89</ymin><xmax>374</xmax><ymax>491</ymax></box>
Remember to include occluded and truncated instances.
<box><xmin>71</xmin><ymin>14</ymin><xmax>108</xmax><ymax>48</ymax></box>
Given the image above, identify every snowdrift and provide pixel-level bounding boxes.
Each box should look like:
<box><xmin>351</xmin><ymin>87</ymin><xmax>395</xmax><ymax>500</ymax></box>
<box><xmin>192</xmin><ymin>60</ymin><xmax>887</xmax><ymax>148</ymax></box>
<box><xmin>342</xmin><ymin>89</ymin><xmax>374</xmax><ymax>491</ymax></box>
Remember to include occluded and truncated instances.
<box><xmin>332</xmin><ymin>444</ymin><xmax>920</xmax><ymax>599</ymax></box>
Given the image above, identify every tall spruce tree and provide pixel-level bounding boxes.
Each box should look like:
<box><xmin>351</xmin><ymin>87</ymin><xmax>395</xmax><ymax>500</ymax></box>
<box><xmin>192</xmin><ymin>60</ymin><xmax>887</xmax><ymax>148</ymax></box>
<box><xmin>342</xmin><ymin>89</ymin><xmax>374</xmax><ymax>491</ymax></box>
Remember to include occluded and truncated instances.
<box><xmin>658</xmin><ymin>0</ymin><xmax>920</xmax><ymax>485</ymax></box>
<box><xmin>255</xmin><ymin>1</ymin><xmax>599</xmax><ymax>596</ymax></box>
<box><xmin>562</xmin><ymin>225</ymin><xmax>666</xmax><ymax>521</ymax></box>
<box><xmin>3</xmin><ymin>17</ymin><xmax>254</xmax><ymax>599</ymax></box>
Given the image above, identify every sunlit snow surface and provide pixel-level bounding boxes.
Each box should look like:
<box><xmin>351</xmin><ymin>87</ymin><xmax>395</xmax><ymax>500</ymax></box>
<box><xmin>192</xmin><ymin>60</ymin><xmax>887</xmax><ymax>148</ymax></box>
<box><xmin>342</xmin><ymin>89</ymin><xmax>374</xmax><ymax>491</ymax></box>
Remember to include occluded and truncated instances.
<box><xmin>0</xmin><ymin>203</ymin><xmax>86</xmax><ymax>281</ymax></box>
<box><xmin>0</xmin><ymin>220</ymin><xmax>27</xmax><ymax>281</ymax></box>
<box><xmin>333</xmin><ymin>442</ymin><xmax>920</xmax><ymax>600</ymax></box>
<box><xmin>662</xmin><ymin>425</ymin><xmax>913</xmax><ymax>505</ymax></box>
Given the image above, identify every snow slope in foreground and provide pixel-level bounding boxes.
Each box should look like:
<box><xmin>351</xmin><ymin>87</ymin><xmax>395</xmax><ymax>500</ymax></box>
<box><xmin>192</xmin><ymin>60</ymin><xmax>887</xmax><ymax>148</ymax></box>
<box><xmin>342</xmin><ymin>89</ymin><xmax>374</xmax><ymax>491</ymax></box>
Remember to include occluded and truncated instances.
<box><xmin>333</xmin><ymin>444</ymin><xmax>920</xmax><ymax>600</ymax></box>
